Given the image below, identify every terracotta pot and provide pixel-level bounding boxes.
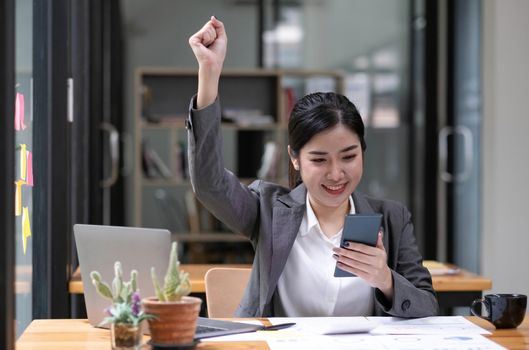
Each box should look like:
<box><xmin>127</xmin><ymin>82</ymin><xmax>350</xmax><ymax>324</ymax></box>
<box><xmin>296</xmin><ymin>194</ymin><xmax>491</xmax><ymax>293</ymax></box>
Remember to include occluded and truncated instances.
<box><xmin>142</xmin><ymin>296</ymin><xmax>202</xmax><ymax>345</ymax></box>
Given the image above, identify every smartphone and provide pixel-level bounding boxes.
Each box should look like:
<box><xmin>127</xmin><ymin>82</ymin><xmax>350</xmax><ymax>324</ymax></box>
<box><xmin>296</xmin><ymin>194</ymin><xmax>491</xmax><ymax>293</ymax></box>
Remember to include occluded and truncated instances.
<box><xmin>334</xmin><ymin>213</ymin><xmax>383</xmax><ymax>277</ymax></box>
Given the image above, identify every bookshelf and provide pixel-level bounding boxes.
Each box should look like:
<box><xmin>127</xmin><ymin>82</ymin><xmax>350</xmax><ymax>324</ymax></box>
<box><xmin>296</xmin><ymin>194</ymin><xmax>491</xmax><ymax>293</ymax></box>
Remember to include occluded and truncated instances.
<box><xmin>133</xmin><ymin>67</ymin><xmax>344</xmax><ymax>263</ymax></box>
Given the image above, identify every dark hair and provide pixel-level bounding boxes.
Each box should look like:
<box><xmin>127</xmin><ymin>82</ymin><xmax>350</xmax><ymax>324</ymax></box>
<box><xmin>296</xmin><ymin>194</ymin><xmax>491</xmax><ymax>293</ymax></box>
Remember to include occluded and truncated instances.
<box><xmin>288</xmin><ymin>92</ymin><xmax>366</xmax><ymax>188</ymax></box>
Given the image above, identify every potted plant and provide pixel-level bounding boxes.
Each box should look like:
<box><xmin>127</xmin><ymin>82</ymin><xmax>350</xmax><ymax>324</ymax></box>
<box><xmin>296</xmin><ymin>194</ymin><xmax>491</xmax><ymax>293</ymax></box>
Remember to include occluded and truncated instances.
<box><xmin>90</xmin><ymin>261</ymin><xmax>154</xmax><ymax>350</ymax></box>
<box><xmin>142</xmin><ymin>242</ymin><xmax>202</xmax><ymax>346</ymax></box>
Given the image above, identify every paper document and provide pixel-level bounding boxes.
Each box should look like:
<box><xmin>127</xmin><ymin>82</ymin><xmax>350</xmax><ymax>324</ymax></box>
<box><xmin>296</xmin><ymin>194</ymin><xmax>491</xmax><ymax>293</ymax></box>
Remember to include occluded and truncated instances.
<box><xmin>423</xmin><ymin>260</ymin><xmax>461</xmax><ymax>275</ymax></box>
<box><xmin>368</xmin><ymin>316</ymin><xmax>491</xmax><ymax>335</ymax></box>
<box><xmin>267</xmin><ymin>334</ymin><xmax>506</xmax><ymax>350</ymax></box>
<box><xmin>269</xmin><ymin>317</ymin><xmax>378</xmax><ymax>334</ymax></box>
<box><xmin>203</xmin><ymin>316</ymin><xmax>503</xmax><ymax>350</ymax></box>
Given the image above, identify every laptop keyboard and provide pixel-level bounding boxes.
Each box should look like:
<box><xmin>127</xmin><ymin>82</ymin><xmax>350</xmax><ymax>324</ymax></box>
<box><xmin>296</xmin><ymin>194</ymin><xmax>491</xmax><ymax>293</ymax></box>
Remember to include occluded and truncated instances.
<box><xmin>195</xmin><ymin>325</ymin><xmax>227</xmax><ymax>334</ymax></box>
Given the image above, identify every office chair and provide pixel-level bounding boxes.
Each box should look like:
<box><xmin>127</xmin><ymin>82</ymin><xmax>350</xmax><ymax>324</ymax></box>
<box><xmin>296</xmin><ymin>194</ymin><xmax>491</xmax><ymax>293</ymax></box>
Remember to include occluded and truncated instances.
<box><xmin>204</xmin><ymin>267</ymin><xmax>251</xmax><ymax>318</ymax></box>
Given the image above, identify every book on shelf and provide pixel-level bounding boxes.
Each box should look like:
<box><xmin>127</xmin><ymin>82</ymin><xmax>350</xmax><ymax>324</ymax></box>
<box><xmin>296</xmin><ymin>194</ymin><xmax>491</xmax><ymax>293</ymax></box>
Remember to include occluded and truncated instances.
<box><xmin>257</xmin><ymin>141</ymin><xmax>280</xmax><ymax>181</ymax></box>
<box><xmin>142</xmin><ymin>141</ymin><xmax>157</xmax><ymax>178</ymax></box>
<box><xmin>142</xmin><ymin>141</ymin><xmax>173</xmax><ymax>178</ymax></box>
<box><xmin>283</xmin><ymin>87</ymin><xmax>296</xmax><ymax>123</ymax></box>
<box><xmin>173</xmin><ymin>141</ymin><xmax>188</xmax><ymax>180</ymax></box>
<box><xmin>141</xmin><ymin>85</ymin><xmax>153</xmax><ymax>121</ymax></box>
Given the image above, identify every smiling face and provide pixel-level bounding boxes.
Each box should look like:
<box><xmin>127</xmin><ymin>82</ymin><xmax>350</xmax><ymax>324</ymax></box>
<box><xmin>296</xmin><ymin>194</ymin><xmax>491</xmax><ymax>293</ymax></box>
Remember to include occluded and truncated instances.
<box><xmin>289</xmin><ymin>124</ymin><xmax>363</xmax><ymax>213</ymax></box>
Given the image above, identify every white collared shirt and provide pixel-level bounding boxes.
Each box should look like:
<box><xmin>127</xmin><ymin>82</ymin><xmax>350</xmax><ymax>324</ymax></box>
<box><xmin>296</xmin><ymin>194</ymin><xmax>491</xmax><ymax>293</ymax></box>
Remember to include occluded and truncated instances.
<box><xmin>275</xmin><ymin>194</ymin><xmax>374</xmax><ymax>317</ymax></box>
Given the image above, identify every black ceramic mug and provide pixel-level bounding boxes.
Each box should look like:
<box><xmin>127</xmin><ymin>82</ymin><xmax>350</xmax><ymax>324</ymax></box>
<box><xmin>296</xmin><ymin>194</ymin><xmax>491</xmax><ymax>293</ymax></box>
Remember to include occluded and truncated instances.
<box><xmin>470</xmin><ymin>294</ymin><xmax>527</xmax><ymax>329</ymax></box>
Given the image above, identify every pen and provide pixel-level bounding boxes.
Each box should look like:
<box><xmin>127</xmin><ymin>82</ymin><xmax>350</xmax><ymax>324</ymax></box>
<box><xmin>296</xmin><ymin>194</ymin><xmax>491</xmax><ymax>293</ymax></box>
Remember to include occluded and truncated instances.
<box><xmin>262</xmin><ymin>322</ymin><xmax>296</xmax><ymax>331</ymax></box>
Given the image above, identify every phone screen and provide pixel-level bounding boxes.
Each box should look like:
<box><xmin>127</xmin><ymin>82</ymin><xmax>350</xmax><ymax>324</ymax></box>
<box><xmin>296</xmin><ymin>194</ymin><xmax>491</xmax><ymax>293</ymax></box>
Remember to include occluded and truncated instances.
<box><xmin>334</xmin><ymin>213</ymin><xmax>383</xmax><ymax>277</ymax></box>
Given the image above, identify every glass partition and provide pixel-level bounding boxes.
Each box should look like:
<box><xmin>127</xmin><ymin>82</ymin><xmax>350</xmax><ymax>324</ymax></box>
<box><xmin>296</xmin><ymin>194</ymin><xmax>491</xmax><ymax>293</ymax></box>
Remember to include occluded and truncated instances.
<box><xmin>264</xmin><ymin>0</ymin><xmax>412</xmax><ymax>205</ymax></box>
<box><xmin>14</xmin><ymin>0</ymin><xmax>33</xmax><ymax>338</ymax></box>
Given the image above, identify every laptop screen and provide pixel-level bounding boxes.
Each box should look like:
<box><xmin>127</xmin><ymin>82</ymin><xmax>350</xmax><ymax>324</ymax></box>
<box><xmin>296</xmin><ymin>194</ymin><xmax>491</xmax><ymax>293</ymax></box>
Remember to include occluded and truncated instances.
<box><xmin>74</xmin><ymin>224</ymin><xmax>171</xmax><ymax>327</ymax></box>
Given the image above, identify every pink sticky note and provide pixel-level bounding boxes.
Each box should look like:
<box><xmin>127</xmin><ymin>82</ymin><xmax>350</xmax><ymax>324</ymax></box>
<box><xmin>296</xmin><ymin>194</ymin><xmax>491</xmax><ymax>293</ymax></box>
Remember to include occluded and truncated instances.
<box><xmin>15</xmin><ymin>92</ymin><xmax>26</xmax><ymax>131</ymax></box>
<box><xmin>26</xmin><ymin>151</ymin><xmax>33</xmax><ymax>186</ymax></box>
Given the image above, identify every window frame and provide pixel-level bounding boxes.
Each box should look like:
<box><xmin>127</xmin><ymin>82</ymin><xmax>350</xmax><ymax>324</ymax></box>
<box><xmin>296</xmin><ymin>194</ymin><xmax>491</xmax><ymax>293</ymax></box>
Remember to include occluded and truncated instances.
<box><xmin>32</xmin><ymin>0</ymin><xmax>72</xmax><ymax>319</ymax></box>
<box><xmin>0</xmin><ymin>0</ymin><xmax>16</xmax><ymax>347</ymax></box>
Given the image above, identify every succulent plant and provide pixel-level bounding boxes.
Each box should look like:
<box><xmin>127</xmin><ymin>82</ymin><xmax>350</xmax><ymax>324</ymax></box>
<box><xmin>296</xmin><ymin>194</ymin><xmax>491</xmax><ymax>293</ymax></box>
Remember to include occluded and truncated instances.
<box><xmin>90</xmin><ymin>261</ymin><xmax>138</xmax><ymax>304</ymax></box>
<box><xmin>90</xmin><ymin>261</ymin><xmax>153</xmax><ymax>326</ymax></box>
<box><xmin>151</xmin><ymin>241</ymin><xmax>191</xmax><ymax>301</ymax></box>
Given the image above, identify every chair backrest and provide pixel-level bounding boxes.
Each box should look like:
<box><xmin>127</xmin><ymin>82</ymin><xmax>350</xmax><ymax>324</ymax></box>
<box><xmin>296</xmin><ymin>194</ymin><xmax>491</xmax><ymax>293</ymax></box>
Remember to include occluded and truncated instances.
<box><xmin>204</xmin><ymin>267</ymin><xmax>251</xmax><ymax>318</ymax></box>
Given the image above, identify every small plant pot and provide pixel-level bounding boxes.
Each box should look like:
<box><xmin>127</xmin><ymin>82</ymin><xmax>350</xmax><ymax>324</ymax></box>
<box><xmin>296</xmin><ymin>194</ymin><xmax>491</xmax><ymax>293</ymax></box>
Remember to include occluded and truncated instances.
<box><xmin>110</xmin><ymin>323</ymin><xmax>142</xmax><ymax>350</ymax></box>
<box><xmin>142</xmin><ymin>296</ymin><xmax>202</xmax><ymax>345</ymax></box>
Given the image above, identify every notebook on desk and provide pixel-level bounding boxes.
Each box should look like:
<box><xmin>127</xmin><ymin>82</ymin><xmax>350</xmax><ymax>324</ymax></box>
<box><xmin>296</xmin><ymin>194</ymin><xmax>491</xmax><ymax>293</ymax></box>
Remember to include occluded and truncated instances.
<box><xmin>73</xmin><ymin>224</ymin><xmax>262</xmax><ymax>339</ymax></box>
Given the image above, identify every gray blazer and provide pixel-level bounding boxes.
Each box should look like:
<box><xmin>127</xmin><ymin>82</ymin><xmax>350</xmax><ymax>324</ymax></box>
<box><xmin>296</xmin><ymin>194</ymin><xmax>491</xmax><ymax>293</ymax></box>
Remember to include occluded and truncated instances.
<box><xmin>187</xmin><ymin>97</ymin><xmax>439</xmax><ymax>318</ymax></box>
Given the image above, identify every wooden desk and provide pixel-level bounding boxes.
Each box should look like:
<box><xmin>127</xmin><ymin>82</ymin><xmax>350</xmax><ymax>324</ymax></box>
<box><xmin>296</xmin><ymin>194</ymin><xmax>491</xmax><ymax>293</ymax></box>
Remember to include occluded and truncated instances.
<box><xmin>17</xmin><ymin>319</ymin><xmax>270</xmax><ymax>350</ymax></box>
<box><xmin>427</xmin><ymin>263</ymin><xmax>492</xmax><ymax>314</ymax></box>
<box><xmin>69</xmin><ymin>263</ymin><xmax>492</xmax><ymax>314</ymax></box>
<box><xmin>16</xmin><ymin>316</ymin><xmax>529</xmax><ymax>350</ymax></box>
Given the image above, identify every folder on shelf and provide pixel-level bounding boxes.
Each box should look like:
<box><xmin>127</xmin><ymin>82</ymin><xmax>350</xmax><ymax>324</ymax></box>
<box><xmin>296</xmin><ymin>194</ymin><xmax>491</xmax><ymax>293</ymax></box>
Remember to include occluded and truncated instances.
<box><xmin>142</xmin><ymin>141</ymin><xmax>172</xmax><ymax>178</ymax></box>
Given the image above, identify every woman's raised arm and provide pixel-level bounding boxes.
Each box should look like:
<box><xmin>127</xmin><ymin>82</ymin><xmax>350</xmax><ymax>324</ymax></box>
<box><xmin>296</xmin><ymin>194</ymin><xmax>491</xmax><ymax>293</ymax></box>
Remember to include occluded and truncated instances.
<box><xmin>188</xmin><ymin>16</ymin><xmax>227</xmax><ymax>109</ymax></box>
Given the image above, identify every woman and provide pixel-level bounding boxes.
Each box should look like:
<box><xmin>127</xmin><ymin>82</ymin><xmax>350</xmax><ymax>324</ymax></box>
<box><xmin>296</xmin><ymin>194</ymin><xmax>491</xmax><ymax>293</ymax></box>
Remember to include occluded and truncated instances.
<box><xmin>187</xmin><ymin>16</ymin><xmax>438</xmax><ymax>317</ymax></box>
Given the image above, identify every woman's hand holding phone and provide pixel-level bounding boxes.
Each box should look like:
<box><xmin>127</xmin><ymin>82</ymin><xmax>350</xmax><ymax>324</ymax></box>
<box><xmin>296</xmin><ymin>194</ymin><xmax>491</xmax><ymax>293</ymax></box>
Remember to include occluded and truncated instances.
<box><xmin>332</xmin><ymin>221</ymin><xmax>394</xmax><ymax>302</ymax></box>
<box><xmin>334</xmin><ymin>233</ymin><xmax>392</xmax><ymax>289</ymax></box>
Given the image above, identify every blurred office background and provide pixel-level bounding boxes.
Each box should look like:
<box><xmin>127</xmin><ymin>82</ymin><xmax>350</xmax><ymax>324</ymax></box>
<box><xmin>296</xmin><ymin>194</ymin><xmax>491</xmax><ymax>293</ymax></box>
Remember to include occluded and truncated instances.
<box><xmin>3</xmin><ymin>0</ymin><xmax>528</xmax><ymax>342</ymax></box>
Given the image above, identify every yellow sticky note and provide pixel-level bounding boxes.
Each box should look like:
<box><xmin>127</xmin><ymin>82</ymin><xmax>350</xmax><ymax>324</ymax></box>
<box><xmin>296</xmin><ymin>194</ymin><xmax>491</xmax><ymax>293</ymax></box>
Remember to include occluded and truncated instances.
<box><xmin>15</xmin><ymin>179</ymin><xmax>25</xmax><ymax>216</ymax></box>
<box><xmin>22</xmin><ymin>206</ymin><xmax>32</xmax><ymax>255</ymax></box>
<box><xmin>20</xmin><ymin>144</ymin><xmax>27</xmax><ymax>180</ymax></box>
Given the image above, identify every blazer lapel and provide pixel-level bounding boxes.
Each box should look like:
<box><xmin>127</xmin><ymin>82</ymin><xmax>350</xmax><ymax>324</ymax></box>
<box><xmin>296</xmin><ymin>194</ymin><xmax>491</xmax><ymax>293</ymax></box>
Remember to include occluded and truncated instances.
<box><xmin>352</xmin><ymin>191</ymin><xmax>375</xmax><ymax>214</ymax></box>
<box><xmin>265</xmin><ymin>185</ymin><xmax>306</xmax><ymax>304</ymax></box>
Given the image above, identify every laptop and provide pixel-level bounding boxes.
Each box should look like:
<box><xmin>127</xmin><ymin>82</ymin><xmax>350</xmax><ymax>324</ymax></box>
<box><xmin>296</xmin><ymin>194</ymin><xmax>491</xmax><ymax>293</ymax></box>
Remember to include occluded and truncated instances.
<box><xmin>73</xmin><ymin>224</ymin><xmax>262</xmax><ymax>339</ymax></box>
